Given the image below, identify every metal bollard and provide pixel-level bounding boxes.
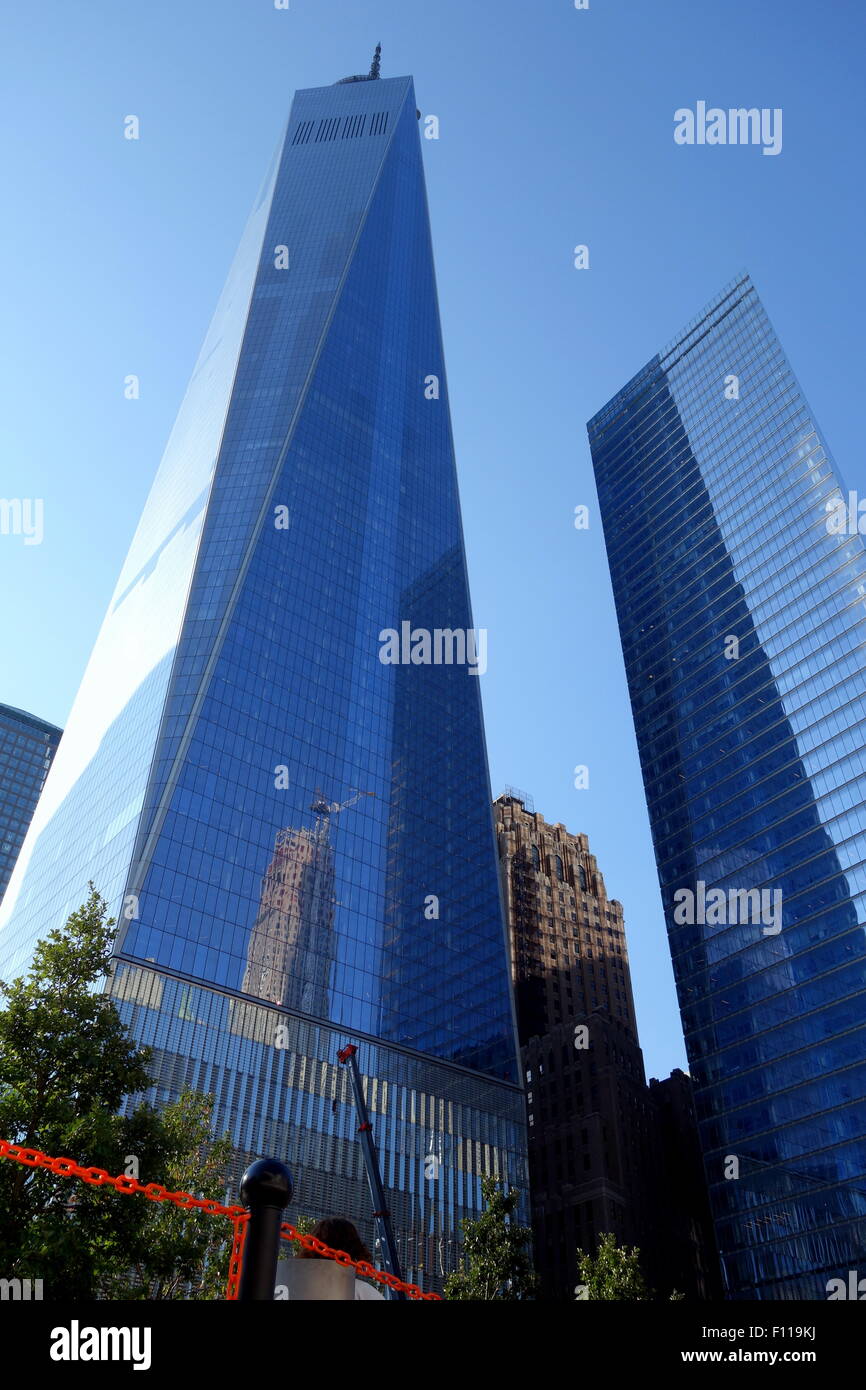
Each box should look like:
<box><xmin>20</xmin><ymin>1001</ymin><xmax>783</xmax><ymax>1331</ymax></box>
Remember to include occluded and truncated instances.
<box><xmin>238</xmin><ymin>1157</ymin><xmax>294</xmax><ymax>1301</ymax></box>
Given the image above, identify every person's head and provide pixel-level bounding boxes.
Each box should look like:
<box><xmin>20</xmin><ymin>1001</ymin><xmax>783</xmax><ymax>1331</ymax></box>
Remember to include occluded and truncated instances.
<box><xmin>298</xmin><ymin>1217</ymin><xmax>373</xmax><ymax>1264</ymax></box>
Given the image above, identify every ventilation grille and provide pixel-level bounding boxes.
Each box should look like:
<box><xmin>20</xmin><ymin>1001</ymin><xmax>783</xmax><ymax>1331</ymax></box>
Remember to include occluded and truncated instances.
<box><xmin>291</xmin><ymin>112</ymin><xmax>390</xmax><ymax>145</ymax></box>
<box><xmin>292</xmin><ymin>120</ymin><xmax>315</xmax><ymax>146</ymax></box>
<box><xmin>342</xmin><ymin>112</ymin><xmax>366</xmax><ymax>139</ymax></box>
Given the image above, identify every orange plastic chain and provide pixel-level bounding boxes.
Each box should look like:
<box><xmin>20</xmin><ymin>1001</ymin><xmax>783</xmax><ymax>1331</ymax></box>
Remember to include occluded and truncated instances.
<box><xmin>227</xmin><ymin>1212</ymin><xmax>249</xmax><ymax>1299</ymax></box>
<box><xmin>278</xmin><ymin>1225</ymin><xmax>440</xmax><ymax>1300</ymax></box>
<box><xmin>0</xmin><ymin>1139</ymin><xmax>440</xmax><ymax>1301</ymax></box>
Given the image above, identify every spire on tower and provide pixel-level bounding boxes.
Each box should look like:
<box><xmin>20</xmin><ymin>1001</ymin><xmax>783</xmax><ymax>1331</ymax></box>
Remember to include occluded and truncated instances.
<box><xmin>335</xmin><ymin>43</ymin><xmax>382</xmax><ymax>85</ymax></box>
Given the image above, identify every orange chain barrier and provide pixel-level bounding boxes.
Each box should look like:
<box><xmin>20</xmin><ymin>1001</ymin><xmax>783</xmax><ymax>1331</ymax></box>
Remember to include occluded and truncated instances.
<box><xmin>227</xmin><ymin>1212</ymin><xmax>250</xmax><ymax>1300</ymax></box>
<box><xmin>277</xmin><ymin>1224</ymin><xmax>440</xmax><ymax>1300</ymax></box>
<box><xmin>0</xmin><ymin>1139</ymin><xmax>440</xmax><ymax>1301</ymax></box>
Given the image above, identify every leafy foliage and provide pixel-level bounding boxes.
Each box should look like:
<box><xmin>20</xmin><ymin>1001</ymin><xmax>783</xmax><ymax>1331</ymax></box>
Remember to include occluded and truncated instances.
<box><xmin>0</xmin><ymin>887</ymin><xmax>233</xmax><ymax>1299</ymax></box>
<box><xmin>444</xmin><ymin>1175</ymin><xmax>537</xmax><ymax>1300</ymax></box>
<box><xmin>575</xmin><ymin>1232</ymin><xmax>686</xmax><ymax>1301</ymax></box>
<box><xmin>288</xmin><ymin>1212</ymin><xmax>316</xmax><ymax>1253</ymax></box>
<box><xmin>575</xmin><ymin>1232</ymin><xmax>651</xmax><ymax>1301</ymax></box>
<box><xmin>105</xmin><ymin>1091</ymin><xmax>234</xmax><ymax>1300</ymax></box>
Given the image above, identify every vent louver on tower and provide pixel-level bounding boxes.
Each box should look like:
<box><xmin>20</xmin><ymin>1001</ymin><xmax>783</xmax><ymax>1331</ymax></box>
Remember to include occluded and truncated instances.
<box><xmin>291</xmin><ymin>112</ymin><xmax>389</xmax><ymax>146</ymax></box>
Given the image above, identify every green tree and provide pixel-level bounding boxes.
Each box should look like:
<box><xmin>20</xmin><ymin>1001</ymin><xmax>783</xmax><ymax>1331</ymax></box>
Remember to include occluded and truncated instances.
<box><xmin>575</xmin><ymin>1232</ymin><xmax>650</xmax><ymax>1301</ymax></box>
<box><xmin>575</xmin><ymin>1239</ymin><xmax>692</xmax><ymax>1301</ymax></box>
<box><xmin>289</xmin><ymin>1213</ymin><xmax>316</xmax><ymax>1252</ymax></box>
<box><xmin>575</xmin><ymin>1233</ymin><xmax>686</xmax><ymax>1301</ymax></box>
<box><xmin>106</xmin><ymin>1091</ymin><xmax>234</xmax><ymax>1300</ymax></box>
<box><xmin>0</xmin><ymin>886</ymin><xmax>154</xmax><ymax>1296</ymax></box>
<box><xmin>444</xmin><ymin>1175</ymin><xmax>537</xmax><ymax>1300</ymax></box>
<box><xmin>0</xmin><ymin>887</ymin><xmax>233</xmax><ymax>1299</ymax></box>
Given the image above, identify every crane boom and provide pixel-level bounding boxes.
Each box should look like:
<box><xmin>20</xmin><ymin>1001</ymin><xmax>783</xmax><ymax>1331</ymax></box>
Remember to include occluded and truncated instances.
<box><xmin>312</xmin><ymin>788</ymin><xmax>375</xmax><ymax>815</ymax></box>
<box><xmin>337</xmin><ymin>1043</ymin><xmax>406</xmax><ymax>1300</ymax></box>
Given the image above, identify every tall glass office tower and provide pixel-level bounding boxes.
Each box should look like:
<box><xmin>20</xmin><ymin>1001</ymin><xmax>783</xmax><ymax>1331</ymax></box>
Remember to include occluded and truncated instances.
<box><xmin>588</xmin><ymin>273</ymin><xmax>866</xmax><ymax>1300</ymax></box>
<box><xmin>0</xmin><ymin>705</ymin><xmax>62</xmax><ymax>906</ymax></box>
<box><xmin>0</xmin><ymin>62</ymin><xmax>525</xmax><ymax>1289</ymax></box>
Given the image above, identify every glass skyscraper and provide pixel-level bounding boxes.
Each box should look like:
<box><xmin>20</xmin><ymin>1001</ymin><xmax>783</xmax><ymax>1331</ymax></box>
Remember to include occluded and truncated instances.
<box><xmin>0</xmin><ymin>704</ymin><xmax>61</xmax><ymax>907</ymax></box>
<box><xmin>588</xmin><ymin>273</ymin><xmax>866</xmax><ymax>1299</ymax></box>
<box><xmin>0</xmin><ymin>63</ymin><xmax>525</xmax><ymax>1290</ymax></box>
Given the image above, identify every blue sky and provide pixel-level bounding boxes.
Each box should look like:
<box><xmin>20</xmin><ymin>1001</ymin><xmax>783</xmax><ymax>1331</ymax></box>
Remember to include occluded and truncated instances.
<box><xmin>2</xmin><ymin>0</ymin><xmax>864</xmax><ymax>1077</ymax></box>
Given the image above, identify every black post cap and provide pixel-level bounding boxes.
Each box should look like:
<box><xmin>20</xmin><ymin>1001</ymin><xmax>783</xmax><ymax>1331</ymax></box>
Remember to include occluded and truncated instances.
<box><xmin>240</xmin><ymin>1157</ymin><xmax>294</xmax><ymax>1211</ymax></box>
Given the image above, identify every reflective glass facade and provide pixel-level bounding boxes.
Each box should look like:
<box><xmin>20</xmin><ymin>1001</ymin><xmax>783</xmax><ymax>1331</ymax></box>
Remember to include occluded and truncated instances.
<box><xmin>0</xmin><ymin>74</ymin><xmax>525</xmax><ymax>1288</ymax></box>
<box><xmin>0</xmin><ymin>705</ymin><xmax>61</xmax><ymax>906</ymax></box>
<box><xmin>588</xmin><ymin>274</ymin><xmax>866</xmax><ymax>1299</ymax></box>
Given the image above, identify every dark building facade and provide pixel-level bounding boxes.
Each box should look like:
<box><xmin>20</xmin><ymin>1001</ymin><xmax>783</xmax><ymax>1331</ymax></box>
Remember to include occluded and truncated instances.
<box><xmin>0</xmin><ymin>62</ymin><xmax>525</xmax><ymax>1292</ymax></box>
<box><xmin>649</xmin><ymin>1068</ymin><xmax>722</xmax><ymax>1302</ymax></box>
<box><xmin>588</xmin><ymin>273</ymin><xmax>866</xmax><ymax>1299</ymax></box>
<box><xmin>494</xmin><ymin>791</ymin><xmax>718</xmax><ymax>1299</ymax></box>
<box><xmin>0</xmin><ymin>704</ymin><xmax>61</xmax><ymax>907</ymax></box>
